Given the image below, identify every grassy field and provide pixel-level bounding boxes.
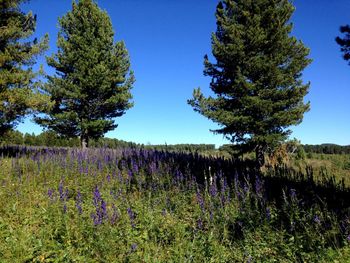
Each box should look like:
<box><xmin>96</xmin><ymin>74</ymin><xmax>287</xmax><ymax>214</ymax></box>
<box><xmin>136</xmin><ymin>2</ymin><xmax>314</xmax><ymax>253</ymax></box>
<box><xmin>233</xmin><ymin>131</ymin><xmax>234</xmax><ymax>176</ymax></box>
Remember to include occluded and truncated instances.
<box><xmin>281</xmin><ymin>153</ymin><xmax>350</xmax><ymax>187</ymax></box>
<box><xmin>0</xmin><ymin>146</ymin><xmax>349</xmax><ymax>262</ymax></box>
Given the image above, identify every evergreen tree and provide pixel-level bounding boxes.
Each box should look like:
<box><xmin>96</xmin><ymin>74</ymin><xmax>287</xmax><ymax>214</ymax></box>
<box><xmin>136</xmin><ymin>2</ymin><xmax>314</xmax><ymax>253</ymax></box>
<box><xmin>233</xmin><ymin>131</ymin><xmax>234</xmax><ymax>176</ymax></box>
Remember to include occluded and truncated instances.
<box><xmin>0</xmin><ymin>0</ymin><xmax>49</xmax><ymax>135</ymax></box>
<box><xmin>188</xmin><ymin>0</ymin><xmax>311</xmax><ymax>166</ymax></box>
<box><xmin>36</xmin><ymin>0</ymin><xmax>134</xmax><ymax>148</ymax></box>
<box><xmin>336</xmin><ymin>25</ymin><xmax>350</xmax><ymax>64</ymax></box>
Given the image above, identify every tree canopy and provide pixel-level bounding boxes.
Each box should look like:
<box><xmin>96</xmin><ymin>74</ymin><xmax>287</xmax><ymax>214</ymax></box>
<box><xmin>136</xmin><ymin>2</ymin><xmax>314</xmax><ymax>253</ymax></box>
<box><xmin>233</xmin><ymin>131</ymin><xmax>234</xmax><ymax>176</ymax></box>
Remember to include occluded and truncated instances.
<box><xmin>188</xmin><ymin>0</ymin><xmax>311</xmax><ymax>166</ymax></box>
<box><xmin>336</xmin><ymin>25</ymin><xmax>350</xmax><ymax>64</ymax></box>
<box><xmin>0</xmin><ymin>0</ymin><xmax>49</xmax><ymax>135</ymax></box>
<box><xmin>36</xmin><ymin>0</ymin><xmax>134</xmax><ymax>148</ymax></box>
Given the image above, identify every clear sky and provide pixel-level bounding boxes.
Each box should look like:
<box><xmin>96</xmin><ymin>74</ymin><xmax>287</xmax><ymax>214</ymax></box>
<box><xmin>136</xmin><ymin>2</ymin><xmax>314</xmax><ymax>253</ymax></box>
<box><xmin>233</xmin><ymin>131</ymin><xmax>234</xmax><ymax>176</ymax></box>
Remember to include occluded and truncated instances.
<box><xmin>18</xmin><ymin>0</ymin><xmax>350</xmax><ymax>146</ymax></box>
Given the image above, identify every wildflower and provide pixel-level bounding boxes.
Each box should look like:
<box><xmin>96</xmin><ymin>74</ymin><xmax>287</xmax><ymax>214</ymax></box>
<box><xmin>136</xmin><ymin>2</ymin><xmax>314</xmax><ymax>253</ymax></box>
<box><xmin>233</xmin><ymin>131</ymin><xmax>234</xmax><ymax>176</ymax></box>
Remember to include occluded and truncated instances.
<box><xmin>290</xmin><ymin>189</ymin><xmax>297</xmax><ymax>199</ymax></box>
<box><xmin>58</xmin><ymin>181</ymin><xmax>65</xmax><ymax>201</ymax></box>
<box><xmin>127</xmin><ymin>207</ymin><xmax>136</xmax><ymax>228</ymax></box>
<box><xmin>93</xmin><ymin>186</ymin><xmax>101</xmax><ymax>207</ymax></box>
<box><xmin>47</xmin><ymin>188</ymin><xmax>54</xmax><ymax>200</ymax></box>
<box><xmin>255</xmin><ymin>175</ymin><xmax>264</xmax><ymax>198</ymax></box>
<box><xmin>91</xmin><ymin>185</ymin><xmax>107</xmax><ymax>225</ymax></box>
<box><xmin>196</xmin><ymin>190</ymin><xmax>205</xmax><ymax>213</ymax></box>
<box><xmin>197</xmin><ymin>218</ymin><xmax>203</xmax><ymax>230</ymax></box>
<box><xmin>313</xmin><ymin>215</ymin><xmax>321</xmax><ymax>225</ymax></box>
<box><xmin>76</xmin><ymin>190</ymin><xmax>83</xmax><ymax>215</ymax></box>
<box><xmin>130</xmin><ymin>243</ymin><xmax>137</xmax><ymax>253</ymax></box>
<box><xmin>209</xmin><ymin>181</ymin><xmax>217</xmax><ymax>197</ymax></box>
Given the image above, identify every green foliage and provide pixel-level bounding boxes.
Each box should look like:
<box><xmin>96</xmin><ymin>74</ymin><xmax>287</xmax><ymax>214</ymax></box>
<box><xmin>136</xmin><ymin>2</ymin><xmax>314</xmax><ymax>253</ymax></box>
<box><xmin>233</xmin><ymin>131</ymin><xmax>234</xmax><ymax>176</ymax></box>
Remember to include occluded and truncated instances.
<box><xmin>188</xmin><ymin>0</ymin><xmax>311</xmax><ymax>165</ymax></box>
<box><xmin>36</xmin><ymin>0</ymin><xmax>134</xmax><ymax>148</ymax></box>
<box><xmin>0</xmin><ymin>129</ymin><xmax>24</xmax><ymax>145</ymax></box>
<box><xmin>0</xmin><ymin>0</ymin><xmax>49</xmax><ymax>135</ymax></box>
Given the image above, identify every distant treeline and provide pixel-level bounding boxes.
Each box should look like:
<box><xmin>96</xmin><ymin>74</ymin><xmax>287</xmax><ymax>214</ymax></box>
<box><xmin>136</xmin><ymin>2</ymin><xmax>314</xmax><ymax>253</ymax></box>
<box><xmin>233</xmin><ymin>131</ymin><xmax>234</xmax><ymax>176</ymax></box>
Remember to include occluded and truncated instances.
<box><xmin>303</xmin><ymin>144</ymin><xmax>350</xmax><ymax>155</ymax></box>
<box><xmin>0</xmin><ymin>130</ymin><xmax>216</xmax><ymax>152</ymax></box>
<box><xmin>1</xmin><ymin>130</ymin><xmax>349</xmax><ymax>155</ymax></box>
<box><xmin>0</xmin><ymin>130</ymin><xmax>137</xmax><ymax>148</ymax></box>
<box><xmin>146</xmin><ymin>144</ymin><xmax>216</xmax><ymax>152</ymax></box>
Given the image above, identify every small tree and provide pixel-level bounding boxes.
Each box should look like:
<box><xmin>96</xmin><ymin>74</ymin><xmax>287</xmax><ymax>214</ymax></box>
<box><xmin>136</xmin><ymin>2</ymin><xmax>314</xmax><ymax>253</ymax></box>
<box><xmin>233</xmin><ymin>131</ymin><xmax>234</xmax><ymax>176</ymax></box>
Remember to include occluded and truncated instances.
<box><xmin>336</xmin><ymin>25</ymin><xmax>350</xmax><ymax>64</ymax></box>
<box><xmin>0</xmin><ymin>0</ymin><xmax>49</xmax><ymax>135</ymax></box>
<box><xmin>36</xmin><ymin>0</ymin><xmax>134</xmax><ymax>148</ymax></box>
<box><xmin>188</xmin><ymin>0</ymin><xmax>311</xmax><ymax>167</ymax></box>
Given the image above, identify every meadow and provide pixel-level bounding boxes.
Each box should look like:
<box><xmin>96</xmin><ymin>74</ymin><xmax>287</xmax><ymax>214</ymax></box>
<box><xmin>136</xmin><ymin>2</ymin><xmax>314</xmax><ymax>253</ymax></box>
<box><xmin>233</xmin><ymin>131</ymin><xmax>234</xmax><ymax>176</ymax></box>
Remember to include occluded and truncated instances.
<box><xmin>0</xmin><ymin>145</ymin><xmax>350</xmax><ymax>262</ymax></box>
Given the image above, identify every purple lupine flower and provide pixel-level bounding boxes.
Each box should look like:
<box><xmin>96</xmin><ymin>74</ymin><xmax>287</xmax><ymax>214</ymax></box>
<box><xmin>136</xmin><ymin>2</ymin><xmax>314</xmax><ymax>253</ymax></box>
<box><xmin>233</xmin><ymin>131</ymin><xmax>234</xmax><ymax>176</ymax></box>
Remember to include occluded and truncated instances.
<box><xmin>127</xmin><ymin>207</ymin><xmax>136</xmax><ymax>228</ymax></box>
<box><xmin>47</xmin><ymin>188</ymin><xmax>54</xmax><ymax>201</ymax></box>
<box><xmin>255</xmin><ymin>175</ymin><xmax>263</xmax><ymax>197</ymax></box>
<box><xmin>209</xmin><ymin>183</ymin><xmax>217</xmax><ymax>197</ymax></box>
<box><xmin>197</xmin><ymin>218</ymin><xmax>203</xmax><ymax>230</ymax></box>
<box><xmin>98</xmin><ymin>200</ymin><xmax>108</xmax><ymax>221</ymax></box>
<box><xmin>93</xmin><ymin>186</ymin><xmax>101</xmax><ymax>207</ymax></box>
<box><xmin>132</xmin><ymin>159</ymin><xmax>139</xmax><ymax>174</ymax></box>
<box><xmin>97</xmin><ymin>159</ymin><xmax>102</xmax><ymax>171</ymax></box>
<box><xmin>76</xmin><ymin>190</ymin><xmax>83</xmax><ymax>215</ymax></box>
<box><xmin>196</xmin><ymin>190</ymin><xmax>205</xmax><ymax>213</ymax></box>
<box><xmin>247</xmin><ymin>255</ymin><xmax>253</xmax><ymax>263</ymax></box>
<box><xmin>290</xmin><ymin>189</ymin><xmax>297</xmax><ymax>199</ymax></box>
<box><xmin>106</xmin><ymin>175</ymin><xmax>111</xmax><ymax>182</ymax></box>
<box><xmin>58</xmin><ymin>181</ymin><xmax>65</xmax><ymax>201</ymax></box>
<box><xmin>130</xmin><ymin>243</ymin><xmax>137</xmax><ymax>253</ymax></box>
<box><xmin>313</xmin><ymin>215</ymin><xmax>321</xmax><ymax>224</ymax></box>
<box><xmin>347</xmin><ymin>234</ymin><xmax>350</xmax><ymax>242</ymax></box>
<box><xmin>91</xmin><ymin>185</ymin><xmax>107</xmax><ymax>225</ymax></box>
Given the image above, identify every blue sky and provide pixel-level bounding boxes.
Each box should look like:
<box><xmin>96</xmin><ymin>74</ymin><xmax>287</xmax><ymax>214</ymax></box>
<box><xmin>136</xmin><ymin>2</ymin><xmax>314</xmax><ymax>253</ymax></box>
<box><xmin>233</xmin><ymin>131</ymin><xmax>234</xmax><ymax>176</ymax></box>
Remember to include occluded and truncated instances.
<box><xmin>19</xmin><ymin>0</ymin><xmax>350</xmax><ymax>146</ymax></box>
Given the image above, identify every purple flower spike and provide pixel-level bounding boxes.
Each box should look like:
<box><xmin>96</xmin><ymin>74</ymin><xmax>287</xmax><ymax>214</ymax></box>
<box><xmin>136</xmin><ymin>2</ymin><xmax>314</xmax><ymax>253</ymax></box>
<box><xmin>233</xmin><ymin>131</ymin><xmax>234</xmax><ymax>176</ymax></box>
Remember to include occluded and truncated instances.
<box><xmin>47</xmin><ymin>188</ymin><xmax>54</xmax><ymax>200</ymax></box>
<box><xmin>127</xmin><ymin>207</ymin><xmax>136</xmax><ymax>228</ymax></box>
<box><xmin>196</xmin><ymin>190</ymin><xmax>205</xmax><ymax>213</ymax></box>
<box><xmin>76</xmin><ymin>190</ymin><xmax>83</xmax><ymax>215</ymax></box>
<box><xmin>313</xmin><ymin>215</ymin><xmax>321</xmax><ymax>224</ymax></box>
<box><xmin>130</xmin><ymin>243</ymin><xmax>137</xmax><ymax>253</ymax></box>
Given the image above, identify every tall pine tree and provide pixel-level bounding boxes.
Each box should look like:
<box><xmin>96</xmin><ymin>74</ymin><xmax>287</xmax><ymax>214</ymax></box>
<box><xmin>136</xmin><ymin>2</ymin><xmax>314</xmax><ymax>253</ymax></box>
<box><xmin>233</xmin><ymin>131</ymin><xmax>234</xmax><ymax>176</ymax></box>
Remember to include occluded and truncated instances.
<box><xmin>0</xmin><ymin>0</ymin><xmax>49</xmax><ymax>135</ymax></box>
<box><xmin>36</xmin><ymin>0</ymin><xmax>134</xmax><ymax>148</ymax></box>
<box><xmin>336</xmin><ymin>25</ymin><xmax>350</xmax><ymax>64</ymax></box>
<box><xmin>188</xmin><ymin>0</ymin><xmax>311</xmax><ymax>166</ymax></box>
